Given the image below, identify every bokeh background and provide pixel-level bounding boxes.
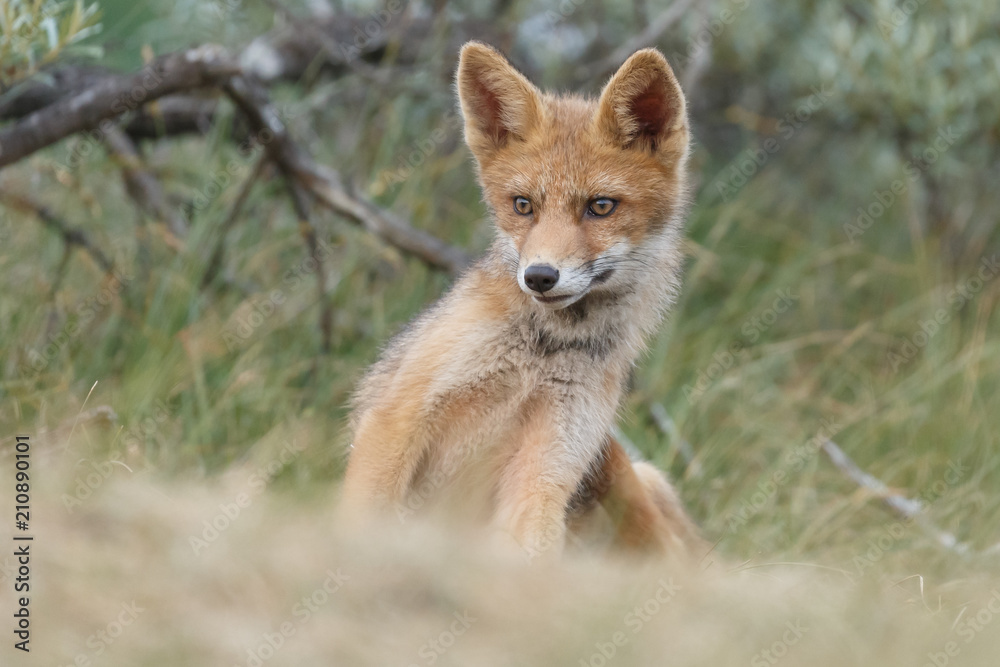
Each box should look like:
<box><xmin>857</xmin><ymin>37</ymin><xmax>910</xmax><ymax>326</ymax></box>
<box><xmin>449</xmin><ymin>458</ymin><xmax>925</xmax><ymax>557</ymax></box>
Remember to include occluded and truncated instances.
<box><xmin>1</xmin><ymin>0</ymin><xmax>999</xmax><ymax>664</ymax></box>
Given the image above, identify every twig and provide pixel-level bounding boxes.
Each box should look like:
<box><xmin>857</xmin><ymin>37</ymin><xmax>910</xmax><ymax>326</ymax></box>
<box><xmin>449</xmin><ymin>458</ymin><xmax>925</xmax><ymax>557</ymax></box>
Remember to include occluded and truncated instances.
<box><xmin>201</xmin><ymin>154</ymin><xmax>270</xmax><ymax>289</ymax></box>
<box><xmin>286</xmin><ymin>178</ymin><xmax>334</xmax><ymax>353</ymax></box>
<box><xmin>0</xmin><ymin>46</ymin><xmax>239</xmax><ymax>170</ymax></box>
<box><xmin>575</xmin><ymin>0</ymin><xmax>701</xmax><ymax>83</ymax></box>
<box><xmin>43</xmin><ymin>244</ymin><xmax>73</xmax><ymax>340</ymax></box>
<box><xmin>820</xmin><ymin>439</ymin><xmax>969</xmax><ymax>554</ymax></box>
<box><xmin>103</xmin><ymin>125</ymin><xmax>188</xmax><ymax>239</ymax></box>
<box><xmin>0</xmin><ymin>190</ymin><xmax>114</xmax><ymax>273</ymax></box>
<box><xmin>649</xmin><ymin>402</ymin><xmax>701</xmax><ymax>477</ymax></box>
<box><xmin>223</xmin><ymin>75</ymin><xmax>473</xmax><ymax>274</ymax></box>
<box><xmin>259</xmin><ymin>0</ymin><xmax>385</xmax><ymax>83</ymax></box>
<box><xmin>678</xmin><ymin>1</ymin><xmax>713</xmax><ymax>97</ymax></box>
<box><xmin>223</xmin><ymin>76</ymin><xmax>339</xmax><ymax>350</ymax></box>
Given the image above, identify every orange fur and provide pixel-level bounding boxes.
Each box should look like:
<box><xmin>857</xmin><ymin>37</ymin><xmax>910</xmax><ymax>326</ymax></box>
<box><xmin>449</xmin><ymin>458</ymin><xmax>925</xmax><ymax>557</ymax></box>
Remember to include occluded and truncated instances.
<box><xmin>342</xmin><ymin>42</ymin><xmax>701</xmax><ymax>559</ymax></box>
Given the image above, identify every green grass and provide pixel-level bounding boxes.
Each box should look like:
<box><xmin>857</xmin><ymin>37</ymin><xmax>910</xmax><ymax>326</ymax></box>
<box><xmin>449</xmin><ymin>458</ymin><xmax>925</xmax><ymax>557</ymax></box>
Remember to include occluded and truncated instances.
<box><xmin>3</xmin><ymin>83</ymin><xmax>999</xmax><ymax>567</ymax></box>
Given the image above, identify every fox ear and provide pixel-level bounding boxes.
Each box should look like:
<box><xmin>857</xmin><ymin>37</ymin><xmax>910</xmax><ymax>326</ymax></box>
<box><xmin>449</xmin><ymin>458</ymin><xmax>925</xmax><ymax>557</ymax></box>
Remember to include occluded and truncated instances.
<box><xmin>457</xmin><ymin>41</ymin><xmax>542</xmax><ymax>161</ymax></box>
<box><xmin>595</xmin><ymin>49</ymin><xmax>688</xmax><ymax>158</ymax></box>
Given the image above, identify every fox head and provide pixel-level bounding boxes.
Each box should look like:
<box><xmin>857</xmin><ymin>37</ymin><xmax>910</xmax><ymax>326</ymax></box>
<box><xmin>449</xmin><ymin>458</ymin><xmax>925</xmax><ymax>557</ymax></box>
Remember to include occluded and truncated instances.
<box><xmin>457</xmin><ymin>42</ymin><xmax>690</xmax><ymax>310</ymax></box>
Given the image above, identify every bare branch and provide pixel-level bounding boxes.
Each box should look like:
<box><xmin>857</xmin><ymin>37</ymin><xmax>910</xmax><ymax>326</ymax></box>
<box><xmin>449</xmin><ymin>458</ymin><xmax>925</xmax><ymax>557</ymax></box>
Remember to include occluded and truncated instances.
<box><xmin>201</xmin><ymin>155</ymin><xmax>270</xmax><ymax>289</ymax></box>
<box><xmin>575</xmin><ymin>0</ymin><xmax>701</xmax><ymax>83</ymax></box>
<box><xmin>0</xmin><ymin>190</ymin><xmax>114</xmax><ymax>273</ymax></box>
<box><xmin>649</xmin><ymin>402</ymin><xmax>701</xmax><ymax>478</ymax></box>
<box><xmin>223</xmin><ymin>76</ymin><xmax>473</xmax><ymax>275</ymax></box>
<box><xmin>0</xmin><ymin>46</ymin><xmax>239</xmax><ymax>170</ymax></box>
<box><xmin>0</xmin><ymin>36</ymin><xmax>473</xmax><ymax>274</ymax></box>
<box><xmin>122</xmin><ymin>96</ymin><xmax>219</xmax><ymax>141</ymax></box>
<box><xmin>103</xmin><ymin>125</ymin><xmax>188</xmax><ymax>239</ymax></box>
<box><xmin>820</xmin><ymin>439</ymin><xmax>969</xmax><ymax>555</ymax></box>
<box><xmin>285</xmin><ymin>178</ymin><xmax>334</xmax><ymax>353</ymax></box>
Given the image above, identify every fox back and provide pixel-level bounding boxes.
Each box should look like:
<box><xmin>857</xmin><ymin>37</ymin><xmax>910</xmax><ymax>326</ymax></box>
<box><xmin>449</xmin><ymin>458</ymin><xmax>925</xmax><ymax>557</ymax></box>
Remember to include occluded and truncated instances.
<box><xmin>342</xmin><ymin>43</ymin><xmax>699</xmax><ymax>558</ymax></box>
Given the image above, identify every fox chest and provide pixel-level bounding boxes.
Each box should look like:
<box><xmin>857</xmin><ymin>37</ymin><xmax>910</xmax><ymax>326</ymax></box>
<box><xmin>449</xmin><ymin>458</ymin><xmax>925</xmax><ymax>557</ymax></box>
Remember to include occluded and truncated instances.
<box><xmin>409</xmin><ymin>320</ymin><xmax>628</xmax><ymax>505</ymax></box>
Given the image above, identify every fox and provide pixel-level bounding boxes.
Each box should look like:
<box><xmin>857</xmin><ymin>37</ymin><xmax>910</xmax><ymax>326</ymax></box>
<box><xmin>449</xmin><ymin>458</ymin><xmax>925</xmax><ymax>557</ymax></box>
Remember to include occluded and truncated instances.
<box><xmin>341</xmin><ymin>41</ymin><xmax>702</xmax><ymax>559</ymax></box>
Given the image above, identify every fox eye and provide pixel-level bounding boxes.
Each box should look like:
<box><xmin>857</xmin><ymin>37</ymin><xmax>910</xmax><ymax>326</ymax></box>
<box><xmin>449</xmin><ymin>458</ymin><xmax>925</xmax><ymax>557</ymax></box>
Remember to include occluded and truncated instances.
<box><xmin>513</xmin><ymin>197</ymin><xmax>533</xmax><ymax>215</ymax></box>
<box><xmin>587</xmin><ymin>198</ymin><xmax>618</xmax><ymax>217</ymax></box>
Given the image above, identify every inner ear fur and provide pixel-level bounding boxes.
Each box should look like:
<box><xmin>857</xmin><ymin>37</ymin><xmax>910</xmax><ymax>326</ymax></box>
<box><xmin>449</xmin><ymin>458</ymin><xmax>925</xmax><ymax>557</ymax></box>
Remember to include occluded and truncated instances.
<box><xmin>595</xmin><ymin>48</ymin><xmax>688</xmax><ymax>156</ymax></box>
<box><xmin>456</xmin><ymin>41</ymin><xmax>543</xmax><ymax>159</ymax></box>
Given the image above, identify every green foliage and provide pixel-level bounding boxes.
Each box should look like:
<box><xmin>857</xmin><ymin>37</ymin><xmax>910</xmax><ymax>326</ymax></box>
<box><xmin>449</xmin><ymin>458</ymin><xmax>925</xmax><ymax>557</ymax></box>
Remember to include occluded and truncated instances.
<box><xmin>0</xmin><ymin>0</ymin><xmax>102</xmax><ymax>88</ymax></box>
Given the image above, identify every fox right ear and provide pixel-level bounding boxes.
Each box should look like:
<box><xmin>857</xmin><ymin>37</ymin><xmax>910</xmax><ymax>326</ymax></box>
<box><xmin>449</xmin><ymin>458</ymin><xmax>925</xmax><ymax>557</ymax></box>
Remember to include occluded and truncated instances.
<box><xmin>457</xmin><ymin>42</ymin><xmax>542</xmax><ymax>162</ymax></box>
<box><xmin>595</xmin><ymin>48</ymin><xmax>688</xmax><ymax>161</ymax></box>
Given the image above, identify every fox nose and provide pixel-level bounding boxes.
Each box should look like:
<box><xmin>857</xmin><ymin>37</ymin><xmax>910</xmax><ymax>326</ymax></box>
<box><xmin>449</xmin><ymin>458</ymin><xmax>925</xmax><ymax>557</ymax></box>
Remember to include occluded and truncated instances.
<box><xmin>523</xmin><ymin>264</ymin><xmax>560</xmax><ymax>293</ymax></box>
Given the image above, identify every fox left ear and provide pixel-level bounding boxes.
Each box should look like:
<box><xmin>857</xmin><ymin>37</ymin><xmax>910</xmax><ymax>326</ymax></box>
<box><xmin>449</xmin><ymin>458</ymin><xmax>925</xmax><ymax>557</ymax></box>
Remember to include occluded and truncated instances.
<box><xmin>456</xmin><ymin>41</ymin><xmax>543</xmax><ymax>164</ymax></box>
<box><xmin>595</xmin><ymin>49</ymin><xmax>688</xmax><ymax>159</ymax></box>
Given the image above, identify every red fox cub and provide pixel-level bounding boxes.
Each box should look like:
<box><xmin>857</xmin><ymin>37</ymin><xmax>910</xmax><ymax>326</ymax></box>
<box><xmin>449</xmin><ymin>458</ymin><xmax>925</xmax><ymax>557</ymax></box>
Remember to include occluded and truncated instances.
<box><xmin>342</xmin><ymin>42</ymin><xmax>701</xmax><ymax>559</ymax></box>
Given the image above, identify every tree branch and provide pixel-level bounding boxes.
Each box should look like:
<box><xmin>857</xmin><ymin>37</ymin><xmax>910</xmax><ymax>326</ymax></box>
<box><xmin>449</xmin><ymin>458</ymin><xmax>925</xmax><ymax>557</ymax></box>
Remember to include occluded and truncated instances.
<box><xmin>575</xmin><ymin>0</ymin><xmax>701</xmax><ymax>83</ymax></box>
<box><xmin>0</xmin><ymin>46</ymin><xmax>239</xmax><ymax>170</ymax></box>
<box><xmin>285</xmin><ymin>177</ymin><xmax>334</xmax><ymax>353</ymax></box>
<box><xmin>0</xmin><ymin>190</ymin><xmax>115</xmax><ymax>273</ymax></box>
<box><xmin>223</xmin><ymin>75</ymin><xmax>473</xmax><ymax>274</ymax></box>
<box><xmin>103</xmin><ymin>125</ymin><xmax>188</xmax><ymax>239</ymax></box>
<box><xmin>820</xmin><ymin>439</ymin><xmax>969</xmax><ymax>555</ymax></box>
<box><xmin>201</xmin><ymin>154</ymin><xmax>270</xmax><ymax>290</ymax></box>
<box><xmin>0</xmin><ymin>37</ymin><xmax>474</xmax><ymax>274</ymax></box>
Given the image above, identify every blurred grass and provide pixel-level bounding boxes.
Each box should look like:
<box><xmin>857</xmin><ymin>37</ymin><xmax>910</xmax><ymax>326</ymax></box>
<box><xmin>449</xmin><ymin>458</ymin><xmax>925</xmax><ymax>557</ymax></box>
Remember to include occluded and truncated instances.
<box><xmin>3</xmin><ymin>87</ymin><xmax>997</xmax><ymax>574</ymax></box>
<box><xmin>1</xmin><ymin>0</ymin><xmax>999</xmax><ymax>663</ymax></box>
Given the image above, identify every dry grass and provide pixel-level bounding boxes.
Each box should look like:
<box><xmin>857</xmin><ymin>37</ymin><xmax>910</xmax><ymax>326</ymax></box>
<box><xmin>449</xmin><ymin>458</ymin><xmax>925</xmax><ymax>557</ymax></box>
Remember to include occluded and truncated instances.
<box><xmin>2</xmin><ymin>426</ymin><xmax>996</xmax><ymax>667</ymax></box>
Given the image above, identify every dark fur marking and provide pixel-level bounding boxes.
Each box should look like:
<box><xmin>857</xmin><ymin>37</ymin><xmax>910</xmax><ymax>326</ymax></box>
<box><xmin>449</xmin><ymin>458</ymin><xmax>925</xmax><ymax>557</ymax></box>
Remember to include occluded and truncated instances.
<box><xmin>521</xmin><ymin>312</ymin><xmax>614</xmax><ymax>361</ymax></box>
<box><xmin>566</xmin><ymin>438</ymin><xmax>618</xmax><ymax>516</ymax></box>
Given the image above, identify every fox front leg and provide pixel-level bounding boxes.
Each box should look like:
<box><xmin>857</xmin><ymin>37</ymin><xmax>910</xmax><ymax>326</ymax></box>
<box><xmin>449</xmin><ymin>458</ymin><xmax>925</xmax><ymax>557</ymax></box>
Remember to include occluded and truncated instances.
<box><xmin>341</xmin><ymin>400</ymin><xmax>430</xmax><ymax>517</ymax></box>
<box><xmin>493</xmin><ymin>396</ymin><xmax>610</xmax><ymax>560</ymax></box>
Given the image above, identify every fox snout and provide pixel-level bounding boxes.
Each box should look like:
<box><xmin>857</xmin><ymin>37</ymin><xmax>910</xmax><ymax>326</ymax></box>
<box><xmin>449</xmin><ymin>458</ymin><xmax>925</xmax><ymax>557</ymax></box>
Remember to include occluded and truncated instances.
<box><xmin>522</xmin><ymin>264</ymin><xmax>559</xmax><ymax>293</ymax></box>
<box><xmin>517</xmin><ymin>254</ymin><xmax>619</xmax><ymax>308</ymax></box>
<box><xmin>519</xmin><ymin>261</ymin><xmax>580</xmax><ymax>307</ymax></box>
